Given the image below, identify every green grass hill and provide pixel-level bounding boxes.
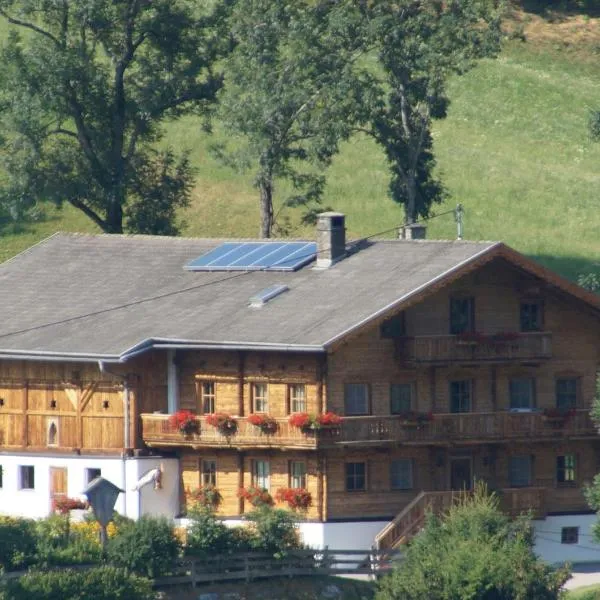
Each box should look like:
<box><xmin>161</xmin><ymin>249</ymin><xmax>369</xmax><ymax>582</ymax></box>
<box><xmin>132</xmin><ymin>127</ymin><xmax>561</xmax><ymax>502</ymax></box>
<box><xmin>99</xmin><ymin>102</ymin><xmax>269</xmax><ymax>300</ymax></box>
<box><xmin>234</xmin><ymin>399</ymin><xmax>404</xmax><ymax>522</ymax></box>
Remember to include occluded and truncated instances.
<box><xmin>0</xmin><ymin>5</ymin><xmax>598</xmax><ymax>282</ymax></box>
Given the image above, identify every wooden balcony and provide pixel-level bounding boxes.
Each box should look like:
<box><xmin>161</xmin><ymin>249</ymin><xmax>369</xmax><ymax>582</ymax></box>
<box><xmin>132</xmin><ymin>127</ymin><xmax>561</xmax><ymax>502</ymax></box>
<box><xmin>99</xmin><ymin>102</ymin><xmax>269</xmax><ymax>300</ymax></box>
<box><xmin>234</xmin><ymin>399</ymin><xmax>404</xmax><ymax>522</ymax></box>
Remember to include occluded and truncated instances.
<box><xmin>141</xmin><ymin>414</ymin><xmax>318</xmax><ymax>450</ymax></box>
<box><xmin>397</xmin><ymin>332</ymin><xmax>552</xmax><ymax>363</ymax></box>
<box><xmin>375</xmin><ymin>486</ymin><xmax>547</xmax><ymax>550</ymax></box>
<box><xmin>326</xmin><ymin>409</ymin><xmax>596</xmax><ymax>447</ymax></box>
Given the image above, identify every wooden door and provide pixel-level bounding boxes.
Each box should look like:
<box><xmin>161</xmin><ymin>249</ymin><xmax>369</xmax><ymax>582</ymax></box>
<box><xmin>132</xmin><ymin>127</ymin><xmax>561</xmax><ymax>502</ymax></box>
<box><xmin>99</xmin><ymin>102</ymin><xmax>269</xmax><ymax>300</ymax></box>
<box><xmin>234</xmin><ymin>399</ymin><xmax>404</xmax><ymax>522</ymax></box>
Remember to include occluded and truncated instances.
<box><xmin>450</xmin><ymin>457</ymin><xmax>472</xmax><ymax>491</ymax></box>
<box><xmin>49</xmin><ymin>467</ymin><xmax>68</xmax><ymax>498</ymax></box>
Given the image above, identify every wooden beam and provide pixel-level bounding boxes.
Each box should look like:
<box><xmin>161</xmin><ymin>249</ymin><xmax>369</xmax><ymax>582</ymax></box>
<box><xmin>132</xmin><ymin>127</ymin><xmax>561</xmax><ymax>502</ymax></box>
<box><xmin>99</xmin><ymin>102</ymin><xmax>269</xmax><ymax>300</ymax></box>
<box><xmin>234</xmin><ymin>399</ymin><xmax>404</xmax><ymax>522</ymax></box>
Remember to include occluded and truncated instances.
<box><xmin>238</xmin><ymin>351</ymin><xmax>245</xmax><ymax>417</ymax></box>
<box><xmin>238</xmin><ymin>452</ymin><xmax>245</xmax><ymax>515</ymax></box>
<box><xmin>21</xmin><ymin>380</ymin><xmax>28</xmax><ymax>448</ymax></box>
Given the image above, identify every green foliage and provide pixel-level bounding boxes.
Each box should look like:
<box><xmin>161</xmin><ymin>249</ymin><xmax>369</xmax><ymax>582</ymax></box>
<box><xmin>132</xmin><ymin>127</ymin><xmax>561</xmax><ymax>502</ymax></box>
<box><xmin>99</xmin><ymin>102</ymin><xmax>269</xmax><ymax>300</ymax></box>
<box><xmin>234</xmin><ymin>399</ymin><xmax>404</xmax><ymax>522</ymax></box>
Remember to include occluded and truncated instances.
<box><xmin>376</xmin><ymin>485</ymin><xmax>569</xmax><ymax>600</ymax></box>
<box><xmin>2</xmin><ymin>566</ymin><xmax>153</xmax><ymax>600</ymax></box>
<box><xmin>215</xmin><ymin>0</ymin><xmax>360</xmax><ymax>237</ymax></box>
<box><xmin>34</xmin><ymin>515</ymin><xmax>102</xmax><ymax>567</ymax></box>
<box><xmin>0</xmin><ymin>0</ymin><xmax>229</xmax><ymax>234</ymax></box>
<box><xmin>0</xmin><ymin>516</ymin><xmax>37</xmax><ymax>570</ymax></box>
<box><xmin>185</xmin><ymin>505</ymin><xmax>247</xmax><ymax>557</ymax></box>
<box><xmin>106</xmin><ymin>515</ymin><xmax>180</xmax><ymax>578</ymax></box>
<box><xmin>578</xmin><ymin>272</ymin><xmax>600</xmax><ymax>293</ymax></box>
<box><xmin>245</xmin><ymin>506</ymin><xmax>302</xmax><ymax>557</ymax></box>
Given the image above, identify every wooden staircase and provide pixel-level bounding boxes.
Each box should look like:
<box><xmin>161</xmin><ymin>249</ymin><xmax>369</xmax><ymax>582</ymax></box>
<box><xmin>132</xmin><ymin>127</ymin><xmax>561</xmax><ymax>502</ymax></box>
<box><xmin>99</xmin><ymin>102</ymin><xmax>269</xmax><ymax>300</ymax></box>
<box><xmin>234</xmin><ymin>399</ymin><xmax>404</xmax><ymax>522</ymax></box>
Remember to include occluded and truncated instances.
<box><xmin>374</xmin><ymin>487</ymin><xmax>548</xmax><ymax>551</ymax></box>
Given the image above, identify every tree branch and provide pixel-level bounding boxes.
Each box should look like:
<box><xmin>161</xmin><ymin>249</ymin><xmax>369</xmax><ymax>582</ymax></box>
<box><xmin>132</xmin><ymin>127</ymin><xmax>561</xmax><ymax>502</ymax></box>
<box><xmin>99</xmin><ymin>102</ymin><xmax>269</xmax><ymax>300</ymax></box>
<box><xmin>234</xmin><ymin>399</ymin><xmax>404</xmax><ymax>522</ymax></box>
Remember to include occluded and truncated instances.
<box><xmin>0</xmin><ymin>9</ymin><xmax>61</xmax><ymax>46</ymax></box>
<box><xmin>67</xmin><ymin>197</ymin><xmax>108</xmax><ymax>231</ymax></box>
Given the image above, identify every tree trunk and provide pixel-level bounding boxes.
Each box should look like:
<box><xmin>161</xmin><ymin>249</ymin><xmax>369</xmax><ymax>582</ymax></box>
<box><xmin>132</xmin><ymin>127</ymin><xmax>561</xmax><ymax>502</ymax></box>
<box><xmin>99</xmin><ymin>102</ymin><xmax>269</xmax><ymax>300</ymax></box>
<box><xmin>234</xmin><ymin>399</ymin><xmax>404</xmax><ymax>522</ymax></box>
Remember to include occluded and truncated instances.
<box><xmin>405</xmin><ymin>172</ymin><xmax>417</xmax><ymax>225</ymax></box>
<box><xmin>105</xmin><ymin>190</ymin><xmax>124</xmax><ymax>233</ymax></box>
<box><xmin>259</xmin><ymin>178</ymin><xmax>274</xmax><ymax>238</ymax></box>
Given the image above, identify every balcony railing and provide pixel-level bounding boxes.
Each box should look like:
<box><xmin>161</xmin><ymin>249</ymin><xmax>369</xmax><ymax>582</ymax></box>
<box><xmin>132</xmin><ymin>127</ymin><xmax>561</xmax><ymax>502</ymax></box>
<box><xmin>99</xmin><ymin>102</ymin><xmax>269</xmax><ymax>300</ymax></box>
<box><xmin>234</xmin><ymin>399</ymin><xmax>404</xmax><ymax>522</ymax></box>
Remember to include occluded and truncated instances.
<box><xmin>325</xmin><ymin>409</ymin><xmax>596</xmax><ymax>446</ymax></box>
<box><xmin>375</xmin><ymin>486</ymin><xmax>547</xmax><ymax>550</ymax></box>
<box><xmin>397</xmin><ymin>332</ymin><xmax>552</xmax><ymax>363</ymax></box>
<box><xmin>141</xmin><ymin>414</ymin><xmax>318</xmax><ymax>449</ymax></box>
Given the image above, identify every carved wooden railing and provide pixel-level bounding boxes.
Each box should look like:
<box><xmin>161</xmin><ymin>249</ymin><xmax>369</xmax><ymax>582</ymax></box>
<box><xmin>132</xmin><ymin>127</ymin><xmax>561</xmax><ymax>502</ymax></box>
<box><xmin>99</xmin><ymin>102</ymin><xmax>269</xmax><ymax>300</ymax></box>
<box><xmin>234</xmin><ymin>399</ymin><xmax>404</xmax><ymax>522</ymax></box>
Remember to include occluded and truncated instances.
<box><xmin>397</xmin><ymin>332</ymin><xmax>552</xmax><ymax>363</ymax></box>
<box><xmin>328</xmin><ymin>409</ymin><xmax>595</xmax><ymax>446</ymax></box>
<box><xmin>141</xmin><ymin>414</ymin><xmax>318</xmax><ymax>449</ymax></box>
<box><xmin>375</xmin><ymin>487</ymin><xmax>547</xmax><ymax>550</ymax></box>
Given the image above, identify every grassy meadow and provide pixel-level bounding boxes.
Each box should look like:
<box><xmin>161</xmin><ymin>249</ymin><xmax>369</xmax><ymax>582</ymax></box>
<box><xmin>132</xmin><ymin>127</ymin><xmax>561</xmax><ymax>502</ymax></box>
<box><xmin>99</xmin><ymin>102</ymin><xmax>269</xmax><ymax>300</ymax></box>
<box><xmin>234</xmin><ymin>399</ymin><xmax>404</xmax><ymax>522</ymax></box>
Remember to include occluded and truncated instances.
<box><xmin>0</xmin><ymin>7</ymin><xmax>598</xmax><ymax>281</ymax></box>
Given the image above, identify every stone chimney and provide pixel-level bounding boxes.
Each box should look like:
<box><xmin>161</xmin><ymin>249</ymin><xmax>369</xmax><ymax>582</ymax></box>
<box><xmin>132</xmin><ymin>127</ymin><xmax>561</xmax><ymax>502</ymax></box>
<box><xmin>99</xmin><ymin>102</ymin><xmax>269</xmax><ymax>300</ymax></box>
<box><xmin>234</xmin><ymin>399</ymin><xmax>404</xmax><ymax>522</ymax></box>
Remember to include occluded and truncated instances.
<box><xmin>399</xmin><ymin>223</ymin><xmax>427</xmax><ymax>240</ymax></box>
<box><xmin>316</xmin><ymin>212</ymin><xmax>346</xmax><ymax>268</ymax></box>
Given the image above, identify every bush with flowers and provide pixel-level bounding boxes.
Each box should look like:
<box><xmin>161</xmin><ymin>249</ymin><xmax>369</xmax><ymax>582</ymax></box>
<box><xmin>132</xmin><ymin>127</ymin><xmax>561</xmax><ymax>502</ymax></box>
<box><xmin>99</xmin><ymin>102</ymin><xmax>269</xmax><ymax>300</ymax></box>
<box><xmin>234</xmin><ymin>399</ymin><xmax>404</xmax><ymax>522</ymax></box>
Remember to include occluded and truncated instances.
<box><xmin>168</xmin><ymin>409</ymin><xmax>199</xmax><ymax>435</ymax></box>
<box><xmin>205</xmin><ymin>413</ymin><xmax>238</xmax><ymax>435</ymax></box>
<box><xmin>247</xmin><ymin>413</ymin><xmax>278</xmax><ymax>434</ymax></box>
<box><xmin>52</xmin><ymin>496</ymin><xmax>89</xmax><ymax>515</ymax></box>
<box><xmin>238</xmin><ymin>486</ymin><xmax>274</xmax><ymax>507</ymax></box>
<box><xmin>275</xmin><ymin>487</ymin><xmax>312</xmax><ymax>511</ymax></box>
<box><xmin>288</xmin><ymin>411</ymin><xmax>343</xmax><ymax>431</ymax></box>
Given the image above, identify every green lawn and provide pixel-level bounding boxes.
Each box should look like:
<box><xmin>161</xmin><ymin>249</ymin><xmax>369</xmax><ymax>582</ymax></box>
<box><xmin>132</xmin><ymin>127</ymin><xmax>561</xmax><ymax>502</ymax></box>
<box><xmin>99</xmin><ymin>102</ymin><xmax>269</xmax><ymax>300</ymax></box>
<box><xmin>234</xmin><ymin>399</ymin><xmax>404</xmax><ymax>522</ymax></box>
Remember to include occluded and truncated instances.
<box><xmin>567</xmin><ymin>583</ymin><xmax>600</xmax><ymax>599</ymax></box>
<box><xmin>0</xmin><ymin>12</ymin><xmax>599</xmax><ymax>282</ymax></box>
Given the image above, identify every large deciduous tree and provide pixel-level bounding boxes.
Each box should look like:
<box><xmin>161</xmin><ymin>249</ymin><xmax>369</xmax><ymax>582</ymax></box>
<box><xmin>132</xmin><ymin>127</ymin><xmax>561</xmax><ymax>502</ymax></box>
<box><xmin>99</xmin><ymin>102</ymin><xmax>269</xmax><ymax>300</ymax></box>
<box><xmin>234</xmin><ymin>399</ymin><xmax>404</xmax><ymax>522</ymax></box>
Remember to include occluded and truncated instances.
<box><xmin>358</xmin><ymin>0</ymin><xmax>503</xmax><ymax>224</ymax></box>
<box><xmin>0</xmin><ymin>0</ymin><xmax>230</xmax><ymax>234</ymax></box>
<box><xmin>214</xmin><ymin>0</ymin><xmax>363</xmax><ymax>238</ymax></box>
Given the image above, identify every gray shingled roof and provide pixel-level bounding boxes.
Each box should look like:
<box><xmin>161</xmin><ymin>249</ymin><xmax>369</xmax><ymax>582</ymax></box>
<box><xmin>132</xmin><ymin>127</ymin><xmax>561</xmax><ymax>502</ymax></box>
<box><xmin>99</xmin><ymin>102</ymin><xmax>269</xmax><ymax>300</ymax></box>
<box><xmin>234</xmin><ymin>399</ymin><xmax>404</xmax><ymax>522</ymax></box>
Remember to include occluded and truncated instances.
<box><xmin>0</xmin><ymin>233</ymin><xmax>500</xmax><ymax>360</ymax></box>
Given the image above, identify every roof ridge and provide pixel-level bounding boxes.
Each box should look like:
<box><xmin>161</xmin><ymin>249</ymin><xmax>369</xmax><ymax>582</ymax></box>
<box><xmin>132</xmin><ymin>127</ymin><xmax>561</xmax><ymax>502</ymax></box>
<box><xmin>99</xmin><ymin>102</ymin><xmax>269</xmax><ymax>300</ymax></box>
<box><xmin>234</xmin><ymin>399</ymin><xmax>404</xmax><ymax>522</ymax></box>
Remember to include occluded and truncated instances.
<box><xmin>0</xmin><ymin>231</ymin><xmax>63</xmax><ymax>267</ymax></box>
<box><xmin>52</xmin><ymin>231</ymin><xmax>314</xmax><ymax>243</ymax></box>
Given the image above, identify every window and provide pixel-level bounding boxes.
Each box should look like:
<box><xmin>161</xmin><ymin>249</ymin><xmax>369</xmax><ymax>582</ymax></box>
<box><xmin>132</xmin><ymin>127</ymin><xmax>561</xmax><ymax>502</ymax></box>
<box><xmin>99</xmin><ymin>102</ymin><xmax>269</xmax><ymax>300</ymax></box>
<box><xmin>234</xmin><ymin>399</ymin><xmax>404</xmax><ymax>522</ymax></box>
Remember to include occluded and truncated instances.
<box><xmin>200</xmin><ymin>382</ymin><xmax>215</xmax><ymax>414</ymax></box>
<box><xmin>253</xmin><ymin>383</ymin><xmax>268</xmax><ymax>413</ymax></box>
<box><xmin>290</xmin><ymin>461</ymin><xmax>307</xmax><ymax>489</ymax></box>
<box><xmin>557</xmin><ymin>455</ymin><xmax>576</xmax><ymax>486</ymax></box>
<box><xmin>344</xmin><ymin>383</ymin><xmax>369</xmax><ymax>416</ymax></box>
<box><xmin>47</xmin><ymin>420</ymin><xmax>58</xmax><ymax>446</ymax></box>
<box><xmin>380</xmin><ymin>313</ymin><xmax>405</xmax><ymax>339</ymax></box>
<box><xmin>509</xmin><ymin>378</ymin><xmax>535</xmax><ymax>409</ymax></box>
<box><xmin>520</xmin><ymin>301</ymin><xmax>543</xmax><ymax>332</ymax></box>
<box><xmin>85</xmin><ymin>468</ymin><xmax>101</xmax><ymax>484</ymax></box>
<box><xmin>390</xmin><ymin>383</ymin><xmax>412</xmax><ymax>414</ymax></box>
<box><xmin>289</xmin><ymin>384</ymin><xmax>306</xmax><ymax>413</ymax></box>
<box><xmin>345</xmin><ymin>462</ymin><xmax>366</xmax><ymax>492</ymax></box>
<box><xmin>450</xmin><ymin>297</ymin><xmax>475</xmax><ymax>335</ymax></box>
<box><xmin>509</xmin><ymin>456</ymin><xmax>531</xmax><ymax>488</ymax></box>
<box><xmin>19</xmin><ymin>465</ymin><xmax>35</xmax><ymax>490</ymax></box>
<box><xmin>390</xmin><ymin>459</ymin><xmax>413</xmax><ymax>490</ymax></box>
<box><xmin>252</xmin><ymin>460</ymin><xmax>270</xmax><ymax>490</ymax></box>
<box><xmin>556</xmin><ymin>378</ymin><xmax>578</xmax><ymax>410</ymax></box>
<box><xmin>561</xmin><ymin>527</ymin><xmax>579</xmax><ymax>544</ymax></box>
<box><xmin>202</xmin><ymin>459</ymin><xmax>217</xmax><ymax>487</ymax></box>
<box><xmin>450</xmin><ymin>380</ymin><xmax>472</xmax><ymax>413</ymax></box>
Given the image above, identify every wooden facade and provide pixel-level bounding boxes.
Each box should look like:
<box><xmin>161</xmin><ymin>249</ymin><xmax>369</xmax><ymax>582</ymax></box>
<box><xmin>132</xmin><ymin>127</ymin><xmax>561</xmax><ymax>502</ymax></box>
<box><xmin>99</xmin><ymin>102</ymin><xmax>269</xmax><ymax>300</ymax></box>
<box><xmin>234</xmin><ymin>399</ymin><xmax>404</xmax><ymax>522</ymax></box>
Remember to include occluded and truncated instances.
<box><xmin>2</xmin><ymin>256</ymin><xmax>599</xmax><ymax>532</ymax></box>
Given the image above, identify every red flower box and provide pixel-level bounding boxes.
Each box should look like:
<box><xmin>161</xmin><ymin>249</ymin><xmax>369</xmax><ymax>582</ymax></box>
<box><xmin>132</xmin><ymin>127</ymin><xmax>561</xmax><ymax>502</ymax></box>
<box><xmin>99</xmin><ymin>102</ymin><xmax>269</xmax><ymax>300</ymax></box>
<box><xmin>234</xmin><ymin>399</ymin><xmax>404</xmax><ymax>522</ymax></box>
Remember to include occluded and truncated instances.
<box><xmin>205</xmin><ymin>413</ymin><xmax>238</xmax><ymax>436</ymax></box>
<box><xmin>288</xmin><ymin>412</ymin><xmax>343</xmax><ymax>431</ymax></box>
<box><xmin>289</xmin><ymin>412</ymin><xmax>312</xmax><ymax>429</ymax></box>
<box><xmin>168</xmin><ymin>410</ymin><xmax>199</xmax><ymax>435</ymax></box>
<box><xmin>52</xmin><ymin>496</ymin><xmax>88</xmax><ymax>514</ymax></box>
<box><xmin>238</xmin><ymin>486</ymin><xmax>274</xmax><ymax>507</ymax></box>
<box><xmin>275</xmin><ymin>487</ymin><xmax>312</xmax><ymax>511</ymax></box>
<box><xmin>316</xmin><ymin>412</ymin><xmax>343</xmax><ymax>427</ymax></box>
<box><xmin>247</xmin><ymin>413</ymin><xmax>278</xmax><ymax>434</ymax></box>
<box><xmin>187</xmin><ymin>485</ymin><xmax>222</xmax><ymax>510</ymax></box>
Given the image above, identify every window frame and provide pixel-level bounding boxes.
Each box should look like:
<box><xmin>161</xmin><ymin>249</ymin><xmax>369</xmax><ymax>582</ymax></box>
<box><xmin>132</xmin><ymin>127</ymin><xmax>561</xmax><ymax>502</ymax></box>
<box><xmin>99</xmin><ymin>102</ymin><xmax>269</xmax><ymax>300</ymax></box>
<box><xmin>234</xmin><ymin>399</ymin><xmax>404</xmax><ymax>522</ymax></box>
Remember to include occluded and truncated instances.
<box><xmin>199</xmin><ymin>381</ymin><xmax>216</xmax><ymax>415</ymax></box>
<box><xmin>288</xmin><ymin>384</ymin><xmax>307</xmax><ymax>414</ymax></box>
<box><xmin>345</xmin><ymin>462</ymin><xmax>367</xmax><ymax>492</ymax></box>
<box><xmin>289</xmin><ymin>460</ymin><xmax>307</xmax><ymax>489</ymax></box>
<box><xmin>556</xmin><ymin>454</ymin><xmax>576</xmax><ymax>487</ymax></box>
<box><xmin>252</xmin><ymin>383</ymin><xmax>269</xmax><ymax>413</ymax></box>
<box><xmin>390</xmin><ymin>383</ymin><xmax>413</xmax><ymax>415</ymax></box>
<box><xmin>19</xmin><ymin>465</ymin><xmax>35</xmax><ymax>490</ymax></box>
<box><xmin>561</xmin><ymin>527</ymin><xmax>579</xmax><ymax>545</ymax></box>
<box><xmin>556</xmin><ymin>378</ymin><xmax>578</xmax><ymax>410</ymax></box>
<box><xmin>252</xmin><ymin>459</ymin><xmax>270</xmax><ymax>491</ymax></box>
<box><xmin>508</xmin><ymin>455</ymin><xmax>532</xmax><ymax>488</ymax></box>
<box><xmin>201</xmin><ymin>459</ymin><xmax>217</xmax><ymax>487</ymax></box>
<box><xmin>390</xmin><ymin>459</ymin><xmax>414</xmax><ymax>491</ymax></box>
<box><xmin>509</xmin><ymin>377</ymin><xmax>535</xmax><ymax>410</ymax></box>
<box><xmin>449</xmin><ymin>380</ymin><xmax>472</xmax><ymax>414</ymax></box>
<box><xmin>520</xmin><ymin>300</ymin><xmax>543</xmax><ymax>332</ymax></box>
<box><xmin>344</xmin><ymin>383</ymin><xmax>370</xmax><ymax>416</ymax></box>
<box><xmin>85</xmin><ymin>468</ymin><xmax>102</xmax><ymax>485</ymax></box>
<box><xmin>449</xmin><ymin>296</ymin><xmax>475</xmax><ymax>335</ymax></box>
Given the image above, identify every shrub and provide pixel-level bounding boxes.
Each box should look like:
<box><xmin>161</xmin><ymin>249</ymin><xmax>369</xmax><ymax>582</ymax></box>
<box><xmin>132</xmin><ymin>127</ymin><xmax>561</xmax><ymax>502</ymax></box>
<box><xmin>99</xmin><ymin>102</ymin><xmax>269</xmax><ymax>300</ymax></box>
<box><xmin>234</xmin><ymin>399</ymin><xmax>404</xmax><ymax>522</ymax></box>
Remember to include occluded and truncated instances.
<box><xmin>0</xmin><ymin>516</ymin><xmax>37</xmax><ymax>570</ymax></box>
<box><xmin>186</xmin><ymin>505</ymin><xmax>238</xmax><ymax>557</ymax></box>
<box><xmin>245</xmin><ymin>506</ymin><xmax>302</xmax><ymax>557</ymax></box>
<box><xmin>3</xmin><ymin>566</ymin><xmax>153</xmax><ymax>600</ymax></box>
<box><xmin>106</xmin><ymin>515</ymin><xmax>180</xmax><ymax>578</ymax></box>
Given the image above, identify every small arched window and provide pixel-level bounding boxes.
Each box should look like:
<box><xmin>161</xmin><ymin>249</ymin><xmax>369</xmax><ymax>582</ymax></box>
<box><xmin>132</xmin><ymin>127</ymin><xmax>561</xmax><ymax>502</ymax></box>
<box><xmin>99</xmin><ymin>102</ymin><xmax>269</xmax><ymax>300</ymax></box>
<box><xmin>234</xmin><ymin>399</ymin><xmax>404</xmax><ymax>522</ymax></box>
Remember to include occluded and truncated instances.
<box><xmin>47</xmin><ymin>420</ymin><xmax>58</xmax><ymax>447</ymax></box>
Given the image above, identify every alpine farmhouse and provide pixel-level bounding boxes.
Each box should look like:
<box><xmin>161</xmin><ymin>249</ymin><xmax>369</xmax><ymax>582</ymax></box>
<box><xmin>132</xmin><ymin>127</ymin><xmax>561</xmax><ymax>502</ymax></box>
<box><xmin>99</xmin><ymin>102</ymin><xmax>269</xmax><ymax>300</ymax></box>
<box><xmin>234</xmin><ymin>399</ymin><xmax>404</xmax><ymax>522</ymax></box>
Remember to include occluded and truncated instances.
<box><xmin>0</xmin><ymin>213</ymin><xmax>599</xmax><ymax>562</ymax></box>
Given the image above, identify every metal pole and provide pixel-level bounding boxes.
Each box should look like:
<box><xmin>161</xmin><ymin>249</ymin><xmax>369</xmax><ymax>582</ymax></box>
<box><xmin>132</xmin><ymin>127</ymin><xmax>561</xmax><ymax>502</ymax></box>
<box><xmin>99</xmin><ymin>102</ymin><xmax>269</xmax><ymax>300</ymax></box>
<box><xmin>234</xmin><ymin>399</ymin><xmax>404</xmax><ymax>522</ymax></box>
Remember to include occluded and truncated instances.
<box><xmin>455</xmin><ymin>204</ymin><xmax>464</xmax><ymax>240</ymax></box>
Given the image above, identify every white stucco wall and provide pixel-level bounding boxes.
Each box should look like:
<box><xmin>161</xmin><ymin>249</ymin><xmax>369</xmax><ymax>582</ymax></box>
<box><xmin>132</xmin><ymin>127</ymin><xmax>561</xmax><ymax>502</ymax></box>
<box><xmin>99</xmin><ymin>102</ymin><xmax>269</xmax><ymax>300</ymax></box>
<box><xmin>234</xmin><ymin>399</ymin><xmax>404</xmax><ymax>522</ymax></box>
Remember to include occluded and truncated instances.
<box><xmin>0</xmin><ymin>454</ymin><xmax>179</xmax><ymax>520</ymax></box>
<box><xmin>533</xmin><ymin>514</ymin><xmax>600</xmax><ymax>564</ymax></box>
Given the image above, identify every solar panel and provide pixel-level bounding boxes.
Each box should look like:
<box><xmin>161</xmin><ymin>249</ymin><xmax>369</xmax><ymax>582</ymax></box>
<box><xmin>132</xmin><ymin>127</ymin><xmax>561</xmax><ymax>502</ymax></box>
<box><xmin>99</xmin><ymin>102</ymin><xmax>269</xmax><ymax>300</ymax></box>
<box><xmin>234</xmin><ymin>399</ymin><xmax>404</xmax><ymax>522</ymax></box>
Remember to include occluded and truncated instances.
<box><xmin>185</xmin><ymin>242</ymin><xmax>317</xmax><ymax>272</ymax></box>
